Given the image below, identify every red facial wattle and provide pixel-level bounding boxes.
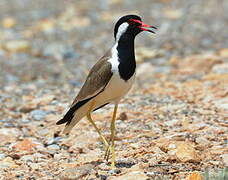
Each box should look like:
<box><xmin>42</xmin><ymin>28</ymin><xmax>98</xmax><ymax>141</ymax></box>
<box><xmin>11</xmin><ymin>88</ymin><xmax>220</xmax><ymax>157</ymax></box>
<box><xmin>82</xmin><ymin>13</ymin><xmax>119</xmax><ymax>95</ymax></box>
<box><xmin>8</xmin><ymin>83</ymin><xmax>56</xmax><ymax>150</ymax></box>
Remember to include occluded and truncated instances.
<box><xmin>129</xmin><ymin>19</ymin><xmax>157</xmax><ymax>33</ymax></box>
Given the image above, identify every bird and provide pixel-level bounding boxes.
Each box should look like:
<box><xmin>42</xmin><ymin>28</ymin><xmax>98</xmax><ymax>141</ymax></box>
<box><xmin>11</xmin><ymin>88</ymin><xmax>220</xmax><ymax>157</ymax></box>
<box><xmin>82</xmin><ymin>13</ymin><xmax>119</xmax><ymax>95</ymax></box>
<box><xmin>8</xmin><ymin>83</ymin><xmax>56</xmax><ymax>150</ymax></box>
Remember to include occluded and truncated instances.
<box><xmin>56</xmin><ymin>14</ymin><xmax>157</xmax><ymax>168</ymax></box>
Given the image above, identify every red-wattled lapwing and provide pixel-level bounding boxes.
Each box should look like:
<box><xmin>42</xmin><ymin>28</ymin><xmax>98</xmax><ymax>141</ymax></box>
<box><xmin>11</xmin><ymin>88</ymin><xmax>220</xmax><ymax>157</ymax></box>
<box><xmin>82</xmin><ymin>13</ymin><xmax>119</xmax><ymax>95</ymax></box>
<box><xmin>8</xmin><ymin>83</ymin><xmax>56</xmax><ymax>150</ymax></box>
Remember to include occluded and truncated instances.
<box><xmin>56</xmin><ymin>15</ymin><xmax>156</xmax><ymax>168</ymax></box>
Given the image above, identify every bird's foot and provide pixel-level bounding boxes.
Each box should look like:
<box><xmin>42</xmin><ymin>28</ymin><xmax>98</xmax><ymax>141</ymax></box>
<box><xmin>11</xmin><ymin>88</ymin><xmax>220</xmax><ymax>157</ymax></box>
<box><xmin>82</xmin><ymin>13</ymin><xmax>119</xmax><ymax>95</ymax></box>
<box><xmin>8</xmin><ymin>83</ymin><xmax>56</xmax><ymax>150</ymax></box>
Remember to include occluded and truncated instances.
<box><xmin>104</xmin><ymin>144</ymin><xmax>116</xmax><ymax>169</ymax></box>
<box><xmin>104</xmin><ymin>144</ymin><xmax>111</xmax><ymax>161</ymax></box>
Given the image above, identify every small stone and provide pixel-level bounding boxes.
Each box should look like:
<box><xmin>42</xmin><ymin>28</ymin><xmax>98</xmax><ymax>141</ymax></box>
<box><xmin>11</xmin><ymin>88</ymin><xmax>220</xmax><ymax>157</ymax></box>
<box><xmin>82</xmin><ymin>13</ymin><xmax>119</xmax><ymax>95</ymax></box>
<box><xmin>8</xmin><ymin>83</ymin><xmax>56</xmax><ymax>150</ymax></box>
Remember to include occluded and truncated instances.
<box><xmin>185</xmin><ymin>171</ymin><xmax>203</xmax><ymax>180</ymax></box>
<box><xmin>221</xmin><ymin>154</ymin><xmax>228</xmax><ymax>166</ymax></box>
<box><xmin>47</xmin><ymin>144</ymin><xmax>60</xmax><ymax>151</ymax></box>
<box><xmin>59</xmin><ymin>164</ymin><xmax>94</xmax><ymax>180</ymax></box>
<box><xmin>46</xmin><ymin>137</ymin><xmax>62</xmax><ymax>145</ymax></box>
<box><xmin>3</xmin><ymin>40</ymin><xmax>31</xmax><ymax>53</ymax></box>
<box><xmin>214</xmin><ymin>100</ymin><xmax>228</xmax><ymax>110</ymax></box>
<box><xmin>30</xmin><ymin>109</ymin><xmax>48</xmax><ymax>121</ymax></box>
<box><xmin>0</xmin><ymin>157</ymin><xmax>18</xmax><ymax>169</ymax></box>
<box><xmin>30</xmin><ymin>163</ymin><xmax>40</xmax><ymax>170</ymax></box>
<box><xmin>168</xmin><ymin>149</ymin><xmax>176</xmax><ymax>156</ymax></box>
<box><xmin>0</xmin><ymin>153</ymin><xmax>6</xmax><ymax>160</ymax></box>
<box><xmin>130</xmin><ymin>143</ymin><xmax>141</xmax><ymax>149</ymax></box>
<box><xmin>209</xmin><ymin>160</ymin><xmax>220</xmax><ymax>165</ymax></box>
<box><xmin>35</xmin><ymin>95</ymin><xmax>55</xmax><ymax>106</ymax></box>
<box><xmin>108</xmin><ymin>169</ymin><xmax>121</xmax><ymax>175</ymax></box>
<box><xmin>54</xmin><ymin>153</ymin><xmax>62</xmax><ymax>161</ymax></box>
<box><xmin>0</xmin><ymin>128</ymin><xmax>23</xmax><ymax>146</ymax></box>
<box><xmin>38</xmin><ymin>19</ymin><xmax>55</xmax><ymax>33</ymax></box>
<box><xmin>13</xmin><ymin>139</ymin><xmax>38</xmax><ymax>152</ymax></box>
<box><xmin>118</xmin><ymin>112</ymin><xmax>128</xmax><ymax>121</ymax></box>
<box><xmin>195</xmin><ymin>137</ymin><xmax>210</xmax><ymax>146</ymax></box>
<box><xmin>218</xmin><ymin>48</ymin><xmax>228</xmax><ymax>57</ymax></box>
<box><xmin>21</xmin><ymin>155</ymin><xmax>34</xmax><ymax>162</ymax></box>
<box><xmin>110</xmin><ymin>170</ymin><xmax>148</xmax><ymax>180</ymax></box>
<box><xmin>37</xmin><ymin>128</ymin><xmax>49</xmax><ymax>136</ymax></box>
<box><xmin>164</xmin><ymin>8</ymin><xmax>183</xmax><ymax>19</ymax></box>
<box><xmin>168</xmin><ymin>143</ymin><xmax>176</xmax><ymax>149</ymax></box>
<box><xmin>212</xmin><ymin>63</ymin><xmax>228</xmax><ymax>74</ymax></box>
<box><xmin>2</xmin><ymin>17</ymin><xmax>16</xmax><ymax>28</ymax></box>
<box><xmin>175</xmin><ymin>142</ymin><xmax>200</xmax><ymax>163</ymax></box>
<box><xmin>20</xmin><ymin>103</ymin><xmax>37</xmax><ymax>113</ymax></box>
<box><xmin>160</xmin><ymin>104</ymin><xmax>185</xmax><ymax>113</ymax></box>
<box><xmin>164</xmin><ymin>119</ymin><xmax>179</xmax><ymax>126</ymax></box>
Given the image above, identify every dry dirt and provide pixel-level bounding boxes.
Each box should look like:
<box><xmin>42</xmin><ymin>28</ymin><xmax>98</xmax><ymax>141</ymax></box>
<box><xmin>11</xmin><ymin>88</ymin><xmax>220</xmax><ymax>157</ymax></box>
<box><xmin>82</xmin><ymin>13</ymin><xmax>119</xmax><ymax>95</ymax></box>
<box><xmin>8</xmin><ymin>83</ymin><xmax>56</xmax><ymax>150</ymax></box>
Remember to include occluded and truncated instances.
<box><xmin>0</xmin><ymin>0</ymin><xmax>227</xmax><ymax>179</ymax></box>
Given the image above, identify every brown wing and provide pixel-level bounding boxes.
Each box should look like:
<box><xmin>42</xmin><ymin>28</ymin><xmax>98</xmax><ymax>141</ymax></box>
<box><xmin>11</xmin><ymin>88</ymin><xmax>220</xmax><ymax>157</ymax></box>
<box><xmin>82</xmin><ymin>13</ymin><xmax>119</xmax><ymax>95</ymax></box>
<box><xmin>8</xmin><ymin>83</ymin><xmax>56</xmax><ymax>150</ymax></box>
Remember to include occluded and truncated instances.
<box><xmin>71</xmin><ymin>50</ymin><xmax>113</xmax><ymax>106</ymax></box>
<box><xmin>56</xmin><ymin>50</ymin><xmax>113</xmax><ymax>126</ymax></box>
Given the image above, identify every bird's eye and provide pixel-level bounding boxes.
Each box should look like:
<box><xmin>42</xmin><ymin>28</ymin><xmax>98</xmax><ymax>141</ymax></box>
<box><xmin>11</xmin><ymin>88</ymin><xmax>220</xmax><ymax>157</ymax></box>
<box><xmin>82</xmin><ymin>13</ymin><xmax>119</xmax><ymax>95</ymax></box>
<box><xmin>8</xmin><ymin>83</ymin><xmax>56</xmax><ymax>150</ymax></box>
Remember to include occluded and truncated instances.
<box><xmin>128</xmin><ymin>19</ymin><xmax>135</xmax><ymax>25</ymax></box>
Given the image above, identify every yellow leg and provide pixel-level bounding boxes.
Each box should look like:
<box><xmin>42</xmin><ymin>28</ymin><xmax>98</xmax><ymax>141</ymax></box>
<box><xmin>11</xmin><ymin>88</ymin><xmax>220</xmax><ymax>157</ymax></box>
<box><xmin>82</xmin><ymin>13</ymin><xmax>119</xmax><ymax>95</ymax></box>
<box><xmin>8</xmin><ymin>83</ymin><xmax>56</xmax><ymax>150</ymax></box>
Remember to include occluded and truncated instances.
<box><xmin>86</xmin><ymin>101</ymin><xmax>109</xmax><ymax>148</ymax></box>
<box><xmin>86</xmin><ymin>113</ymin><xmax>109</xmax><ymax>148</ymax></box>
<box><xmin>110</xmin><ymin>103</ymin><xmax>118</xmax><ymax>168</ymax></box>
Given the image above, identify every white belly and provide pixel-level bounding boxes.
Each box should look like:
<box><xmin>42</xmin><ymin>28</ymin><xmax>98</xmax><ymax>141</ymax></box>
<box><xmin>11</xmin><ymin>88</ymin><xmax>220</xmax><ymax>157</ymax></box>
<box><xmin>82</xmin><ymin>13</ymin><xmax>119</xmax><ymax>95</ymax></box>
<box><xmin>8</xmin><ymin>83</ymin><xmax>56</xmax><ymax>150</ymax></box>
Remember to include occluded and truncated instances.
<box><xmin>93</xmin><ymin>73</ymin><xmax>135</xmax><ymax>108</ymax></box>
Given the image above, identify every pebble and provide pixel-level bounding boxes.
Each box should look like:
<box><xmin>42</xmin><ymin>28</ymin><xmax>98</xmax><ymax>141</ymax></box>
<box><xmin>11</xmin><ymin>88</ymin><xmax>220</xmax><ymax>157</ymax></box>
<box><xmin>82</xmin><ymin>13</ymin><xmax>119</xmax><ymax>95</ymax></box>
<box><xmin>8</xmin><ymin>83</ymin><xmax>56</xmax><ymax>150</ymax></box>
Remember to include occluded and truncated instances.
<box><xmin>2</xmin><ymin>40</ymin><xmax>31</xmax><ymax>53</ymax></box>
<box><xmin>160</xmin><ymin>104</ymin><xmax>185</xmax><ymax>113</ymax></box>
<box><xmin>53</xmin><ymin>153</ymin><xmax>62</xmax><ymax>160</ymax></box>
<box><xmin>110</xmin><ymin>170</ymin><xmax>148</xmax><ymax>180</ymax></box>
<box><xmin>0</xmin><ymin>157</ymin><xmax>18</xmax><ymax>169</ymax></box>
<box><xmin>195</xmin><ymin>136</ymin><xmax>210</xmax><ymax>146</ymax></box>
<box><xmin>30</xmin><ymin>163</ymin><xmax>40</xmax><ymax>170</ymax></box>
<box><xmin>47</xmin><ymin>144</ymin><xmax>60</xmax><ymax>151</ymax></box>
<box><xmin>108</xmin><ymin>169</ymin><xmax>121</xmax><ymax>175</ymax></box>
<box><xmin>0</xmin><ymin>153</ymin><xmax>6</xmax><ymax>160</ymax></box>
<box><xmin>175</xmin><ymin>142</ymin><xmax>200</xmax><ymax>163</ymax></box>
<box><xmin>46</xmin><ymin>137</ymin><xmax>62</xmax><ymax>145</ymax></box>
<box><xmin>214</xmin><ymin>100</ymin><xmax>228</xmax><ymax>110</ymax></box>
<box><xmin>221</xmin><ymin>154</ymin><xmax>228</xmax><ymax>166</ymax></box>
<box><xmin>2</xmin><ymin>17</ymin><xmax>16</xmax><ymax>28</ymax></box>
<box><xmin>37</xmin><ymin>128</ymin><xmax>49</xmax><ymax>136</ymax></box>
<box><xmin>30</xmin><ymin>109</ymin><xmax>48</xmax><ymax>121</ymax></box>
<box><xmin>21</xmin><ymin>155</ymin><xmax>34</xmax><ymax>162</ymax></box>
<box><xmin>59</xmin><ymin>164</ymin><xmax>94</xmax><ymax>180</ymax></box>
<box><xmin>212</xmin><ymin>63</ymin><xmax>228</xmax><ymax>74</ymax></box>
<box><xmin>43</xmin><ymin>43</ymin><xmax>78</xmax><ymax>60</ymax></box>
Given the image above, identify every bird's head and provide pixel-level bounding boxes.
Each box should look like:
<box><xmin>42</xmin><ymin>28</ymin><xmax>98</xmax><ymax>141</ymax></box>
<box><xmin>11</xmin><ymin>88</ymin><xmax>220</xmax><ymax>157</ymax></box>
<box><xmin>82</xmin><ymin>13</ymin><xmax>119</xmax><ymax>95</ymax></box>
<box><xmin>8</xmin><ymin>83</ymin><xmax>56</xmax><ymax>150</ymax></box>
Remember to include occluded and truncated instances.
<box><xmin>114</xmin><ymin>15</ymin><xmax>157</xmax><ymax>41</ymax></box>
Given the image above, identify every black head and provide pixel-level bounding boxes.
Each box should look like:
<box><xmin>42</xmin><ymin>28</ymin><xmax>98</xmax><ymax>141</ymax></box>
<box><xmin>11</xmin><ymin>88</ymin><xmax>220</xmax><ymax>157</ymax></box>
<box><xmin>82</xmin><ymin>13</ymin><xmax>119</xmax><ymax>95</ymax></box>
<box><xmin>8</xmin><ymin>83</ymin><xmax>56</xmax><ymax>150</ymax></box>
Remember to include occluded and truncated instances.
<box><xmin>114</xmin><ymin>15</ymin><xmax>157</xmax><ymax>40</ymax></box>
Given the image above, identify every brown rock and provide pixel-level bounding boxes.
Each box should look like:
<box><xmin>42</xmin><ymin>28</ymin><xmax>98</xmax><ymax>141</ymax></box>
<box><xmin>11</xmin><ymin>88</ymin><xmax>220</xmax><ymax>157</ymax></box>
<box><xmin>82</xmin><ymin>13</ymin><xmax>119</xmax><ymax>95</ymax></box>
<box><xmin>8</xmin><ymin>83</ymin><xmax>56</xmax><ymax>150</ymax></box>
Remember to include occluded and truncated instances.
<box><xmin>185</xmin><ymin>171</ymin><xmax>203</xmax><ymax>180</ymax></box>
<box><xmin>175</xmin><ymin>142</ymin><xmax>200</xmax><ymax>163</ymax></box>
<box><xmin>118</xmin><ymin>112</ymin><xmax>128</xmax><ymax>121</ymax></box>
<box><xmin>13</xmin><ymin>139</ymin><xmax>38</xmax><ymax>152</ymax></box>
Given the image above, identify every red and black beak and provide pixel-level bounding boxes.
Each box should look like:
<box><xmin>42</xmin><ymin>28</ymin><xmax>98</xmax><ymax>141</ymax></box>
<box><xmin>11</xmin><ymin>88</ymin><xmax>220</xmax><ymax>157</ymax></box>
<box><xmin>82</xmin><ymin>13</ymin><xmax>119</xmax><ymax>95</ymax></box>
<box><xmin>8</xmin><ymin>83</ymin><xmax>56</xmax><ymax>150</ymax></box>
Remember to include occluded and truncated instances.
<box><xmin>138</xmin><ymin>22</ymin><xmax>157</xmax><ymax>33</ymax></box>
<box><xmin>130</xmin><ymin>19</ymin><xmax>157</xmax><ymax>33</ymax></box>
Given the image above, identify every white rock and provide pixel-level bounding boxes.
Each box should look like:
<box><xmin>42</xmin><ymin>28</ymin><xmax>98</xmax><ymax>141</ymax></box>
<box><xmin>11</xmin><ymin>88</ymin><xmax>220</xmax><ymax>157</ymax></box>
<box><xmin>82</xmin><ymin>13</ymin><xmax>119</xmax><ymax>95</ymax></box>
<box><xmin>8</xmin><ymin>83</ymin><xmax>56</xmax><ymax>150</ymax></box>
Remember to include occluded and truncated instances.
<box><xmin>221</xmin><ymin>154</ymin><xmax>228</xmax><ymax>166</ymax></box>
<box><xmin>0</xmin><ymin>153</ymin><xmax>6</xmax><ymax>160</ymax></box>
<box><xmin>47</xmin><ymin>144</ymin><xmax>60</xmax><ymax>151</ymax></box>
<box><xmin>21</xmin><ymin>155</ymin><xmax>34</xmax><ymax>162</ymax></box>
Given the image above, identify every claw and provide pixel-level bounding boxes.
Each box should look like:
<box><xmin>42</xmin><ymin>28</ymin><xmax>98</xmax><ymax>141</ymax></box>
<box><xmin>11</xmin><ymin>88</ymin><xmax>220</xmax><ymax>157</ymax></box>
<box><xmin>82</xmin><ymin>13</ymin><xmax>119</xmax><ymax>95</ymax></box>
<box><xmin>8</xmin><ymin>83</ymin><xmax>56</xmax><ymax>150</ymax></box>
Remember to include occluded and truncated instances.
<box><xmin>104</xmin><ymin>145</ymin><xmax>111</xmax><ymax>161</ymax></box>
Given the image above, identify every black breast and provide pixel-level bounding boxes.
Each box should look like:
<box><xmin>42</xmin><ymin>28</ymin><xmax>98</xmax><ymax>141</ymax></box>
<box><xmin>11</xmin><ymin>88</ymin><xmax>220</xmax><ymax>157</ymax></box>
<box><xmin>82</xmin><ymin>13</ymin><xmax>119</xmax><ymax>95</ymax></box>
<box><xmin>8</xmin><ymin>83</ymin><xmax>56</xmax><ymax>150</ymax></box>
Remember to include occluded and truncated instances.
<box><xmin>116</xmin><ymin>36</ymin><xmax>136</xmax><ymax>81</ymax></box>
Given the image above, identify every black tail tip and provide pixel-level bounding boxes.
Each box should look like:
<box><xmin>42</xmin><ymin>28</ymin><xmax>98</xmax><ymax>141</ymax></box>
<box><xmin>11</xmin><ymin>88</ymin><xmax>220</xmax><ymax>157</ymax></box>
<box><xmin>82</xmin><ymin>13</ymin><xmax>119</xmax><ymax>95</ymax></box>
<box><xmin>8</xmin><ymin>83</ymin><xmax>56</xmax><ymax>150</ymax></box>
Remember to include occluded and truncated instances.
<box><xmin>56</xmin><ymin>119</ymin><xmax>66</xmax><ymax>125</ymax></box>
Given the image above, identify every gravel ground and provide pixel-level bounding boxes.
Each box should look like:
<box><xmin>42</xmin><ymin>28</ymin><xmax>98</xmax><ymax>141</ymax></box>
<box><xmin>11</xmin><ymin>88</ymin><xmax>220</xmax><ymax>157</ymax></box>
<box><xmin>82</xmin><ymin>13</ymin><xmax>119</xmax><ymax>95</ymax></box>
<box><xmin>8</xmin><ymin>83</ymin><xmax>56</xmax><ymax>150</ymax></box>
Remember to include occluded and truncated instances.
<box><xmin>0</xmin><ymin>0</ymin><xmax>227</xmax><ymax>179</ymax></box>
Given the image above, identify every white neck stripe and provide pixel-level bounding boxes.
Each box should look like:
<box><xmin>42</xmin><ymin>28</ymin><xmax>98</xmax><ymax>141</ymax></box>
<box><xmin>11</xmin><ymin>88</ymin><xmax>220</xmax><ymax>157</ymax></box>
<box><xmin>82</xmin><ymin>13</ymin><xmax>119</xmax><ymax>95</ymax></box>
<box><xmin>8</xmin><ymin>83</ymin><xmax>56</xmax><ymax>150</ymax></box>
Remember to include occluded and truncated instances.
<box><xmin>116</xmin><ymin>23</ymin><xmax>129</xmax><ymax>41</ymax></box>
